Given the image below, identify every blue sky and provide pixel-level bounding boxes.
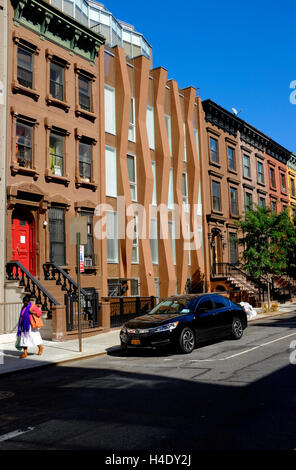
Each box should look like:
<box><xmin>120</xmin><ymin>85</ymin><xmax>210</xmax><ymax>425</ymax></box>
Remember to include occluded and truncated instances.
<box><xmin>101</xmin><ymin>0</ymin><xmax>296</xmax><ymax>153</ymax></box>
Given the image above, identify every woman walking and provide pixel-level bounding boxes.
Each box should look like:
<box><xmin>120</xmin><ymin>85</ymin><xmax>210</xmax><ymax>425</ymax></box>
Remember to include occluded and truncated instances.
<box><xmin>16</xmin><ymin>295</ymin><xmax>44</xmax><ymax>359</ymax></box>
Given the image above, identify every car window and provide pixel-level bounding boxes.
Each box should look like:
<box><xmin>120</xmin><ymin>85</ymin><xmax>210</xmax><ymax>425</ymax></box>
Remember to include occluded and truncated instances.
<box><xmin>214</xmin><ymin>297</ymin><xmax>229</xmax><ymax>309</ymax></box>
<box><xmin>197</xmin><ymin>299</ymin><xmax>213</xmax><ymax>311</ymax></box>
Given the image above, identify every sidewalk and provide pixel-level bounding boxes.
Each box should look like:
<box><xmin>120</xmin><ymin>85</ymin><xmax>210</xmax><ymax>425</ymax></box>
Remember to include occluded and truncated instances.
<box><xmin>1</xmin><ymin>302</ymin><xmax>295</xmax><ymax>377</ymax></box>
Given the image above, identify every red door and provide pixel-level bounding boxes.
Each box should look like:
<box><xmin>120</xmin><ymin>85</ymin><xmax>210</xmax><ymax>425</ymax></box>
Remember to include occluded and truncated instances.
<box><xmin>11</xmin><ymin>210</ymin><xmax>36</xmax><ymax>275</ymax></box>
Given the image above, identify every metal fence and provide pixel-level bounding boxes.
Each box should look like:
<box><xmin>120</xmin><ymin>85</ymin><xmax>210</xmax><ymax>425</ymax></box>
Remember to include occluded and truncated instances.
<box><xmin>65</xmin><ymin>290</ymin><xmax>100</xmax><ymax>332</ymax></box>
<box><xmin>0</xmin><ymin>302</ymin><xmax>22</xmax><ymax>334</ymax></box>
<box><xmin>109</xmin><ymin>296</ymin><xmax>156</xmax><ymax>328</ymax></box>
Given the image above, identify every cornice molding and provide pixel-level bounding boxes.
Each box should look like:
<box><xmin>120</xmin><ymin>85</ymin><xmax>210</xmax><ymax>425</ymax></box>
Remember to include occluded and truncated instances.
<box><xmin>12</xmin><ymin>0</ymin><xmax>105</xmax><ymax>63</ymax></box>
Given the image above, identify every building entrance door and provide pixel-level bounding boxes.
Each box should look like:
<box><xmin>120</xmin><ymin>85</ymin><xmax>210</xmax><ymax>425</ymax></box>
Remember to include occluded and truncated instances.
<box><xmin>11</xmin><ymin>209</ymin><xmax>36</xmax><ymax>275</ymax></box>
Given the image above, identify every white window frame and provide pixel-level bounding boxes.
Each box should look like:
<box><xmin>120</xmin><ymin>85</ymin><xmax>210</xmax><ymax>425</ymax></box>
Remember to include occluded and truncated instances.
<box><xmin>128</xmin><ymin>97</ymin><xmax>136</xmax><ymax>142</ymax></box>
<box><xmin>127</xmin><ymin>153</ymin><xmax>137</xmax><ymax>202</ymax></box>
<box><xmin>165</xmin><ymin>114</ymin><xmax>172</xmax><ymax>156</ymax></box>
<box><xmin>168</xmin><ymin>168</ymin><xmax>174</xmax><ymax>209</ymax></box>
<box><xmin>182</xmin><ymin>172</ymin><xmax>189</xmax><ymax>212</ymax></box>
<box><xmin>105</xmin><ymin>146</ymin><xmax>117</xmax><ymax>197</ymax></box>
<box><xmin>169</xmin><ymin>220</ymin><xmax>176</xmax><ymax>266</ymax></box>
<box><xmin>104</xmin><ymin>84</ymin><xmax>116</xmax><ymax>135</ymax></box>
<box><xmin>151</xmin><ymin>161</ymin><xmax>157</xmax><ymax>206</ymax></box>
<box><xmin>132</xmin><ymin>215</ymin><xmax>139</xmax><ymax>264</ymax></box>
<box><xmin>146</xmin><ymin>105</ymin><xmax>155</xmax><ymax>150</ymax></box>
<box><xmin>150</xmin><ymin>217</ymin><xmax>158</xmax><ymax>264</ymax></box>
<box><xmin>106</xmin><ymin>210</ymin><xmax>118</xmax><ymax>263</ymax></box>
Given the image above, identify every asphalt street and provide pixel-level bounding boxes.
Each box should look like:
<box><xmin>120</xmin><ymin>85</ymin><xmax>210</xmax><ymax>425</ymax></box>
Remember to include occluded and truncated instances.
<box><xmin>0</xmin><ymin>311</ymin><xmax>296</xmax><ymax>452</ymax></box>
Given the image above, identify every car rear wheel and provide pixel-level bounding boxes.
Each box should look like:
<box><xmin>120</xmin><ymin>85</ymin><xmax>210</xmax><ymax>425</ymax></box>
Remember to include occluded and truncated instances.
<box><xmin>179</xmin><ymin>327</ymin><xmax>195</xmax><ymax>354</ymax></box>
<box><xmin>231</xmin><ymin>317</ymin><xmax>243</xmax><ymax>340</ymax></box>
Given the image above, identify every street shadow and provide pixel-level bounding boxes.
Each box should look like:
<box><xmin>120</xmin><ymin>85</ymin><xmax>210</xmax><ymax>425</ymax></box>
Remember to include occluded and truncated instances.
<box><xmin>0</xmin><ymin>353</ymin><xmax>295</xmax><ymax>452</ymax></box>
<box><xmin>250</xmin><ymin>312</ymin><xmax>296</xmax><ymax>329</ymax></box>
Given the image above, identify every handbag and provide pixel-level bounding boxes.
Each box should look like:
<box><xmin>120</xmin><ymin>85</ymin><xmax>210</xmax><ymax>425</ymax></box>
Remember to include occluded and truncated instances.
<box><xmin>30</xmin><ymin>314</ymin><xmax>44</xmax><ymax>329</ymax></box>
<box><xmin>15</xmin><ymin>336</ymin><xmax>22</xmax><ymax>351</ymax></box>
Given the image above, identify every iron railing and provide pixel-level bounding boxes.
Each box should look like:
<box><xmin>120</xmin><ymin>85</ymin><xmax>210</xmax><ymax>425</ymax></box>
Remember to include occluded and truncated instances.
<box><xmin>109</xmin><ymin>296</ymin><xmax>156</xmax><ymax>328</ymax></box>
<box><xmin>43</xmin><ymin>262</ymin><xmax>100</xmax><ymax>331</ymax></box>
<box><xmin>6</xmin><ymin>261</ymin><xmax>60</xmax><ymax>318</ymax></box>
<box><xmin>211</xmin><ymin>262</ymin><xmax>293</xmax><ymax>303</ymax></box>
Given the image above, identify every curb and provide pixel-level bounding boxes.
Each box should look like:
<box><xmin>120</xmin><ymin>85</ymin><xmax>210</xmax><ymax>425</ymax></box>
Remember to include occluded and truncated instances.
<box><xmin>0</xmin><ymin>347</ymin><xmax>122</xmax><ymax>378</ymax></box>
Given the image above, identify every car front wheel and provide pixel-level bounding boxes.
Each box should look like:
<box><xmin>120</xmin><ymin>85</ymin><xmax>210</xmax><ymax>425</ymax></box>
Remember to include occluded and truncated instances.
<box><xmin>231</xmin><ymin>317</ymin><xmax>243</xmax><ymax>340</ymax></box>
<box><xmin>179</xmin><ymin>327</ymin><xmax>195</xmax><ymax>354</ymax></box>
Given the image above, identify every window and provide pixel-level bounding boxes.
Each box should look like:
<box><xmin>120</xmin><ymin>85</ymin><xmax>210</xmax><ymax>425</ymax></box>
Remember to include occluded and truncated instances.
<box><xmin>79</xmin><ymin>142</ymin><xmax>92</xmax><ymax>182</ymax></box>
<box><xmin>209</xmin><ymin>137</ymin><xmax>218</xmax><ymax>163</ymax></box>
<box><xmin>146</xmin><ymin>105</ymin><xmax>155</xmax><ymax>150</ymax></box>
<box><xmin>16</xmin><ymin>121</ymin><xmax>33</xmax><ymax>168</ymax></box>
<box><xmin>165</xmin><ymin>115</ymin><xmax>172</xmax><ymax>156</ymax></box>
<box><xmin>281</xmin><ymin>173</ymin><xmax>287</xmax><ymax>193</ymax></box>
<box><xmin>132</xmin><ymin>216</ymin><xmax>139</xmax><ymax>264</ymax></box>
<box><xmin>127</xmin><ymin>154</ymin><xmax>137</xmax><ymax>201</ymax></box>
<box><xmin>168</xmin><ymin>220</ymin><xmax>176</xmax><ymax>265</ymax></box>
<box><xmin>80</xmin><ymin>211</ymin><xmax>94</xmax><ymax>266</ymax></box>
<box><xmin>182</xmin><ymin>173</ymin><xmax>189</xmax><ymax>212</ymax></box>
<box><xmin>228</xmin><ymin>147</ymin><xmax>236</xmax><ymax>171</ymax></box>
<box><xmin>291</xmin><ymin>178</ymin><xmax>296</xmax><ymax>197</ymax></box>
<box><xmin>168</xmin><ymin>168</ymin><xmax>174</xmax><ymax>209</ymax></box>
<box><xmin>271</xmin><ymin>200</ymin><xmax>277</xmax><ymax>213</ymax></box>
<box><xmin>245</xmin><ymin>192</ymin><xmax>253</xmax><ymax>211</ymax></box>
<box><xmin>151</xmin><ymin>161</ymin><xmax>157</xmax><ymax>206</ymax></box>
<box><xmin>49</xmin><ymin>207</ymin><xmax>66</xmax><ymax>266</ymax></box>
<box><xmin>17</xmin><ymin>46</ymin><xmax>33</xmax><ymax>89</ymax></box>
<box><xmin>257</xmin><ymin>161</ymin><xmax>265</xmax><ymax>184</ymax></box>
<box><xmin>106</xmin><ymin>211</ymin><xmax>118</xmax><ymax>263</ymax></box>
<box><xmin>150</xmin><ymin>218</ymin><xmax>158</xmax><ymax>264</ymax></box>
<box><xmin>214</xmin><ymin>298</ymin><xmax>228</xmax><ymax>309</ymax></box>
<box><xmin>183</xmin><ymin>123</ymin><xmax>187</xmax><ymax>162</ymax></box>
<box><xmin>194</xmin><ymin>128</ymin><xmax>200</xmax><ymax>160</ymax></box>
<box><xmin>212</xmin><ymin>181</ymin><xmax>221</xmax><ymax>211</ymax></box>
<box><xmin>243</xmin><ymin>154</ymin><xmax>251</xmax><ymax>178</ymax></box>
<box><xmin>50</xmin><ymin>62</ymin><xmax>64</xmax><ymax>101</ymax></box>
<box><xmin>128</xmin><ymin>97</ymin><xmax>136</xmax><ymax>142</ymax></box>
<box><xmin>230</xmin><ymin>187</ymin><xmax>238</xmax><ymax>216</ymax></box>
<box><xmin>270</xmin><ymin>167</ymin><xmax>276</xmax><ymax>187</ymax></box>
<box><xmin>131</xmin><ymin>279</ymin><xmax>139</xmax><ymax>296</ymax></box>
<box><xmin>259</xmin><ymin>197</ymin><xmax>266</xmax><ymax>208</ymax></box>
<box><xmin>229</xmin><ymin>233</ymin><xmax>238</xmax><ymax>264</ymax></box>
<box><xmin>105</xmin><ymin>146</ymin><xmax>117</xmax><ymax>197</ymax></box>
<box><xmin>49</xmin><ymin>132</ymin><xmax>64</xmax><ymax>176</ymax></box>
<box><xmin>104</xmin><ymin>85</ymin><xmax>116</xmax><ymax>135</ymax></box>
<box><xmin>197</xmin><ymin>298</ymin><xmax>213</xmax><ymax>312</ymax></box>
<box><xmin>78</xmin><ymin>75</ymin><xmax>91</xmax><ymax>112</ymax></box>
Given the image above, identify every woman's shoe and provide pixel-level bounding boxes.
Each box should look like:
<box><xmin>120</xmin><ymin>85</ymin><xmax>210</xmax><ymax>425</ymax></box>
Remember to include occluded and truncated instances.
<box><xmin>20</xmin><ymin>349</ymin><xmax>28</xmax><ymax>359</ymax></box>
<box><xmin>38</xmin><ymin>345</ymin><xmax>44</xmax><ymax>356</ymax></box>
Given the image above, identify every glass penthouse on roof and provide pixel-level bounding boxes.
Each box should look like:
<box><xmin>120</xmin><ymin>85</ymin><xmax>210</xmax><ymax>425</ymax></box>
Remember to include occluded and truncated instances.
<box><xmin>49</xmin><ymin>0</ymin><xmax>151</xmax><ymax>60</ymax></box>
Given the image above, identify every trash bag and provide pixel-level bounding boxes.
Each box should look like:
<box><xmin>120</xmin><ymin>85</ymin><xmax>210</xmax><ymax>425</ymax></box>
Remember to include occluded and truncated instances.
<box><xmin>240</xmin><ymin>302</ymin><xmax>257</xmax><ymax>319</ymax></box>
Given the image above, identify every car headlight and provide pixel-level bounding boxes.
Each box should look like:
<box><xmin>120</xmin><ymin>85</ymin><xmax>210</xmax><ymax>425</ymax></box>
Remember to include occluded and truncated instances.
<box><xmin>153</xmin><ymin>321</ymin><xmax>179</xmax><ymax>333</ymax></box>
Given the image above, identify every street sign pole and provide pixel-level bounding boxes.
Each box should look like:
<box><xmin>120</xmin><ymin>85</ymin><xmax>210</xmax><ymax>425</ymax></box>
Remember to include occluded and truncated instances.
<box><xmin>76</xmin><ymin>231</ymin><xmax>82</xmax><ymax>353</ymax></box>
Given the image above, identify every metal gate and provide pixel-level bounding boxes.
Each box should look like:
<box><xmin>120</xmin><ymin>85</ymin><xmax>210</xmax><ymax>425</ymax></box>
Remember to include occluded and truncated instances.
<box><xmin>65</xmin><ymin>288</ymin><xmax>100</xmax><ymax>332</ymax></box>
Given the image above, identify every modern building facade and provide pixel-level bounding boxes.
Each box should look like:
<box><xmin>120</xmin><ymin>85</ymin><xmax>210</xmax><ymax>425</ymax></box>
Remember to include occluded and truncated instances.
<box><xmin>48</xmin><ymin>0</ymin><xmax>152</xmax><ymax>62</ymax></box>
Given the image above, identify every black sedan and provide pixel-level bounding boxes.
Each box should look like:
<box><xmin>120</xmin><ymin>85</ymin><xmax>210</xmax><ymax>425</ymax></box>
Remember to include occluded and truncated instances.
<box><xmin>120</xmin><ymin>293</ymin><xmax>248</xmax><ymax>354</ymax></box>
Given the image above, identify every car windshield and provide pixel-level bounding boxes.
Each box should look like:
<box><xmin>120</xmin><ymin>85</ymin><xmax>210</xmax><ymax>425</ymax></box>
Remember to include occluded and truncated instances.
<box><xmin>148</xmin><ymin>299</ymin><xmax>192</xmax><ymax>315</ymax></box>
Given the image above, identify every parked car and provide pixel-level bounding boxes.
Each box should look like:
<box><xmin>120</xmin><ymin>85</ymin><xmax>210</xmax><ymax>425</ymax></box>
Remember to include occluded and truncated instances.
<box><xmin>119</xmin><ymin>293</ymin><xmax>248</xmax><ymax>354</ymax></box>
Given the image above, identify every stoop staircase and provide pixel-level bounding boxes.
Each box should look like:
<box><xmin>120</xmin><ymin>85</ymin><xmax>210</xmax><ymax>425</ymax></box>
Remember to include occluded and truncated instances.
<box><xmin>5</xmin><ymin>260</ymin><xmax>100</xmax><ymax>338</ymax></box>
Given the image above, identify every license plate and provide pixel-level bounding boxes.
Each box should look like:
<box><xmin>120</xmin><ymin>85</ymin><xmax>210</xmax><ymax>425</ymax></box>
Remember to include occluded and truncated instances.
<box><xmin>131</xmin><ymin>339</ymin><xmax>141</xmax><ymax>345</ymax></box>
